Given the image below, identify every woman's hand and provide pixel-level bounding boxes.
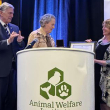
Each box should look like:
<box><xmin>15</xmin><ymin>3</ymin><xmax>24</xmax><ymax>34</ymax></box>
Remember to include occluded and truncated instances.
<box><xmin>85</xmin><ymin>39</ymin><xmax>92</xmax><ymax>43</ymax></box>
<box><xmin>94</xmin><ymin>59</ymin><xmax>106</xmax><ymax>66</ymax></box>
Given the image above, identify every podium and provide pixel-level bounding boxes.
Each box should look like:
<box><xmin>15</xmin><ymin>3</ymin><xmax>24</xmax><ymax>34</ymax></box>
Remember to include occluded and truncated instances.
<box><xmin>17</xmin><ymin>47</ymin><xmax>94</xmax><ymax>110</ymax></box>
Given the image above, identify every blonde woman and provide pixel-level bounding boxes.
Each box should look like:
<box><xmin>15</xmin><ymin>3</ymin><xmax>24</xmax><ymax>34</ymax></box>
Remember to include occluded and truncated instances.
<box><xmin>86</xmin><ymin>19</ymin><xmax>110</xmax><ymax>110</ymax></box>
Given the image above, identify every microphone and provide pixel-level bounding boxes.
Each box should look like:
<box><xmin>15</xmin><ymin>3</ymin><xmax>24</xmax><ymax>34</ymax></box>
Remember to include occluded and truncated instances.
<box><xmin>25</xmin><ymin>38</ymin><xmax>38</xmax><ymax>49</ymax></box>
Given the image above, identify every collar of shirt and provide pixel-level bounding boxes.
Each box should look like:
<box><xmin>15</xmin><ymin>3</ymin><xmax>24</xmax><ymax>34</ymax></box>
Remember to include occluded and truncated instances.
<box><xmin>0</xmin><ymin>19</ymin><xmax>10</xmax><ymax>33</ymax></box>
<box><xmin>0</xmin><ymin>19</ymin><xmax>8</xmax><ymax>27</ymax></box>
<box><xmin>38</xmin><ymin>27</ymin><xmax>47</xmax><ymax>37</ymax></box>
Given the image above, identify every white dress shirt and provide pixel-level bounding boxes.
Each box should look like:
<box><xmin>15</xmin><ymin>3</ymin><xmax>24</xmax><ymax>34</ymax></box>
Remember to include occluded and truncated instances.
<box><xmin>0</xmin><ymin>19</ymin><xmax>10</xmax><ymax>45</ymax></box>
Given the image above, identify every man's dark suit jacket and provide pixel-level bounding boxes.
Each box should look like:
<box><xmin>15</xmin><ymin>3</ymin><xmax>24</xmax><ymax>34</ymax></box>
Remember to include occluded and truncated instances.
<box><xmin>0</xmin><ymin>22</ymin><xmax>24</xmax><ymax>77</ymax></box>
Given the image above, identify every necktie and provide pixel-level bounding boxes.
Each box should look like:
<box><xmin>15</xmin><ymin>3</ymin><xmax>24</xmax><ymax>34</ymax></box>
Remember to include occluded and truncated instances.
<box><xmin>4</xmin><ymin>24</ymin><xmax>10</xmax><ymax>37</ymax></box>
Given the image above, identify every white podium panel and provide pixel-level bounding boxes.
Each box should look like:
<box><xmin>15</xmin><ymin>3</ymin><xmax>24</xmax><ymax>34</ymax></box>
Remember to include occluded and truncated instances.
<box><xmin>17</xmin><ymin>48</ymin><xmax>94</xmax><ymax>110</ymax></box>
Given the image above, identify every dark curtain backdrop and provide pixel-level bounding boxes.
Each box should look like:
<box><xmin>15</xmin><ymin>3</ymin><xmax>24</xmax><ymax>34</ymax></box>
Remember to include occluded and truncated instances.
<box><xmin>3</xmin><ymin>0</ymin><xmax>104</xmax><ymax>47</ymax></box>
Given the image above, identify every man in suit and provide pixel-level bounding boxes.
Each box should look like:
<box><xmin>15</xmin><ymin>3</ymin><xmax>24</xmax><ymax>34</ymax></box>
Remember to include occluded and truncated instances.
<box><xmin>0</xmin><ymin>2</ymin><xmax>24</xmax><ymax>110</ymax></box>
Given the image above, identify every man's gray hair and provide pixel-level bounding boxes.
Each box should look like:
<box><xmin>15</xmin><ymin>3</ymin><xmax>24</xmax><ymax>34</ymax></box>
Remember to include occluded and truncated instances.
<box><xmin>40</xmin><ymin>14</ymin><xmax>55</xmax><ymax>27</ymax></box>
<box><xmin>0</xmin><ymin>2</ymin><xmax>14</xmax><ymax>12</ymax></box>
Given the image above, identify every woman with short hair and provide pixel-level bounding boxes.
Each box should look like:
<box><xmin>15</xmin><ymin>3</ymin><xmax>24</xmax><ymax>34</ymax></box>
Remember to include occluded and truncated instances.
<box><xmin>27</xmin><ymin>14</ymin><xmax>55</xmax><ymax>48</ymax></box>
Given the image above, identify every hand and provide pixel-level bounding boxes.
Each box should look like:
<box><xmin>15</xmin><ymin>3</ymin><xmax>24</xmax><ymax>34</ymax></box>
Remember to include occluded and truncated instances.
<box><xmin>94</xmin><ymin>59</ymin><xmax>106</xmax><ymax>66</ymax></box>
<box><xmin>85</xmin><ymin>39</ymin><xmax>92</xmax><ymax>43</ymax></box>
<box><xmin>94</xmin><ymin>59</ymin><xmax>97</xmax><ymax>63</ymax></box>
<box><xmin>17</xmin><ymin>31</ymin><xmax>24</xmax><ymax>42</ymax></box>
<box><xmin>8</xmin><ymin>31</ymin><xmax>19</xmax><ymax>44</ymax></box>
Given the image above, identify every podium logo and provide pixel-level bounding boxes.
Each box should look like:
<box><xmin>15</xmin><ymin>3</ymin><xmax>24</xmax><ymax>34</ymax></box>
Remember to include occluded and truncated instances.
<box><xmin>40</xmin><ymin>67</ymin><xmax>71</xmax><ymax>100</ymax></box>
